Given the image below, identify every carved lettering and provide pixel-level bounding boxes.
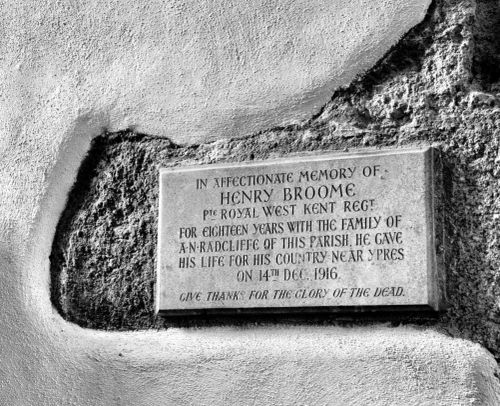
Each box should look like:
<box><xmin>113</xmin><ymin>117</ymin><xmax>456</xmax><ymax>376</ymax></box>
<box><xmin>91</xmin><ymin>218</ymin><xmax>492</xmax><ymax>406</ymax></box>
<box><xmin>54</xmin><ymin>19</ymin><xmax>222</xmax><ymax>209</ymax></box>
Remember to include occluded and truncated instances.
<box><xmin>158</xmin><ymin>148</ymin><xmax>438</xmax><ymax>313</ymax></box>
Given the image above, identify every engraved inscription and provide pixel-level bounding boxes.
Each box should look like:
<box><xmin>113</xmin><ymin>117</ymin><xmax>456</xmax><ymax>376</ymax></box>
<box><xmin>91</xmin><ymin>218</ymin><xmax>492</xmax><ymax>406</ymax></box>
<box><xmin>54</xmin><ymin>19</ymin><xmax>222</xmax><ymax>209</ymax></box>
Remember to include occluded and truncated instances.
<box><xmin>156</xmin><ymin>148</ymin><xmax>439</xmax><ymax>313</ymax></box>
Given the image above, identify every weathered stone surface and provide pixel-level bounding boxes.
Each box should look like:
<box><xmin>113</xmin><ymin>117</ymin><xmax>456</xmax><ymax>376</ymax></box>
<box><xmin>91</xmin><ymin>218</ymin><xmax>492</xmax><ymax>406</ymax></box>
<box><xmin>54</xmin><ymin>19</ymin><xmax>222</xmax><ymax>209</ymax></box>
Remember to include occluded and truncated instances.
<box><xmin>2</xmin><ymin>0</ymin><xmax>500</xmax><ymax>405</ymax></box>
<box><xmin>157</xmin><ymin>149</ymin><xmax>440</xmax><ymax>313</ymax></box>
<box><xmin>49</xmin><ymin>0</ymin><xmax>500</xmax><ymax>364</ymax></box>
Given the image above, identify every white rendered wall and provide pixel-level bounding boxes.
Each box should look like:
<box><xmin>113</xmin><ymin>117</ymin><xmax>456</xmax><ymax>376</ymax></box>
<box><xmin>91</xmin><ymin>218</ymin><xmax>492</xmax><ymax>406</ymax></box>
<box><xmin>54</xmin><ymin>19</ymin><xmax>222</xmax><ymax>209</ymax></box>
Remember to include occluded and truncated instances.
<box><xmin>1</xmin><ymin>0</ymin><xmax>500</xmax><ymax>404</ymax></box>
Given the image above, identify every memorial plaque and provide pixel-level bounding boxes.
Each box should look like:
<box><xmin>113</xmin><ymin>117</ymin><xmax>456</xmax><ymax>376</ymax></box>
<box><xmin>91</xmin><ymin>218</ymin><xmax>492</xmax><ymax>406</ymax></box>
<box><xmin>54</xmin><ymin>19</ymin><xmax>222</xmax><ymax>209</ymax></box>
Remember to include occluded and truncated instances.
<box><xmin>156</xmin><ymin>148</ymin><xmax>441</xmax><ymax>314</ymax></box>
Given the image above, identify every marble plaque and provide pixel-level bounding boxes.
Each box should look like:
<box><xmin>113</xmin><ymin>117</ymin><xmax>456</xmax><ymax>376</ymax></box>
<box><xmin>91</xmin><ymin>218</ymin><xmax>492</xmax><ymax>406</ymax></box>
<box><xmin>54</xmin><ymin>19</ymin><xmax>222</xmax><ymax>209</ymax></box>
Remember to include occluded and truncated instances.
<box><xmin>156</xmin><ymin>148</ymin><xmax>441</xmax><ymax>314</ymax></box>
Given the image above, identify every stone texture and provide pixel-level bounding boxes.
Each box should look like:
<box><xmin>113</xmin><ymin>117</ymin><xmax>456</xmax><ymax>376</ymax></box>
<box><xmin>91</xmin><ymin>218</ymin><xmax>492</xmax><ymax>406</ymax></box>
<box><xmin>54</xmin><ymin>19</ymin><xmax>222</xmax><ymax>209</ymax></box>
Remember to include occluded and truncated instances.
<box><xmin>50</xmin><ymin>0</ymin><xmax>500</xmax><ymax>363</ymax></box>
<box><xmin>1</xmin><ymin>0</ymin><xmax>500</xmax><ymax>405</ymax></box>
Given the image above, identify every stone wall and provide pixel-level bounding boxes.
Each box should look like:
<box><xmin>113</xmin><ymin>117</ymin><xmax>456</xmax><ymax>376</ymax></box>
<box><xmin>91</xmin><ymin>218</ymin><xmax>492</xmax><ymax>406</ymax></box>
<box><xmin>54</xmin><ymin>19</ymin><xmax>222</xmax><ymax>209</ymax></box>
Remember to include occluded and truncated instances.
<box><xmin>2</xmin><ymin>0</ymin><xmax>500</xmax><ymax>404</ymax></box>
<box><xmin>52</xmin><ymin>0</ymin><xmax>500</xmax><ymax>361</ymax></box>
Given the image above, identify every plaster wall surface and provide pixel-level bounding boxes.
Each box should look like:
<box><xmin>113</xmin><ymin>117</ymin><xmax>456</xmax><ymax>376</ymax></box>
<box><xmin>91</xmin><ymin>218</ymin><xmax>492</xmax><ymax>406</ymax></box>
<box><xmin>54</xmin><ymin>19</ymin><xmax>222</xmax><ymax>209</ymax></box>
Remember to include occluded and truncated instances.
<box><xmin>1</xmin><ymin>0</ymin><xmax>500</xmax><ymax>405</ymax></box>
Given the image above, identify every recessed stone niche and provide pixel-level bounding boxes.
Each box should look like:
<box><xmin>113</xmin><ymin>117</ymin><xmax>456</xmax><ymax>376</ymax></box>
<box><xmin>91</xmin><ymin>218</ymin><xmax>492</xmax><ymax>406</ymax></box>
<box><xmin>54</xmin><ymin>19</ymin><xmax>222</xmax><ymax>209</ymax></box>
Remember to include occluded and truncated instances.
<box><xmin>50</xmin><ymin>131</ymin><xmax>445</xmax><ymax>329</ymax></box>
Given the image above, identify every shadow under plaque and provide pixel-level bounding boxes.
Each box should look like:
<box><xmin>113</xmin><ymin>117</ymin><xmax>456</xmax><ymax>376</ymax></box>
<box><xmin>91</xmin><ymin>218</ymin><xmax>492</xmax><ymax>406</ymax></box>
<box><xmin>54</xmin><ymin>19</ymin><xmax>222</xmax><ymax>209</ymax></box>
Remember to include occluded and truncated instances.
<box><xmin>156</xmin><ymin>147</ymin><xmax>444</xmax><ymax>316</ymax></box>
